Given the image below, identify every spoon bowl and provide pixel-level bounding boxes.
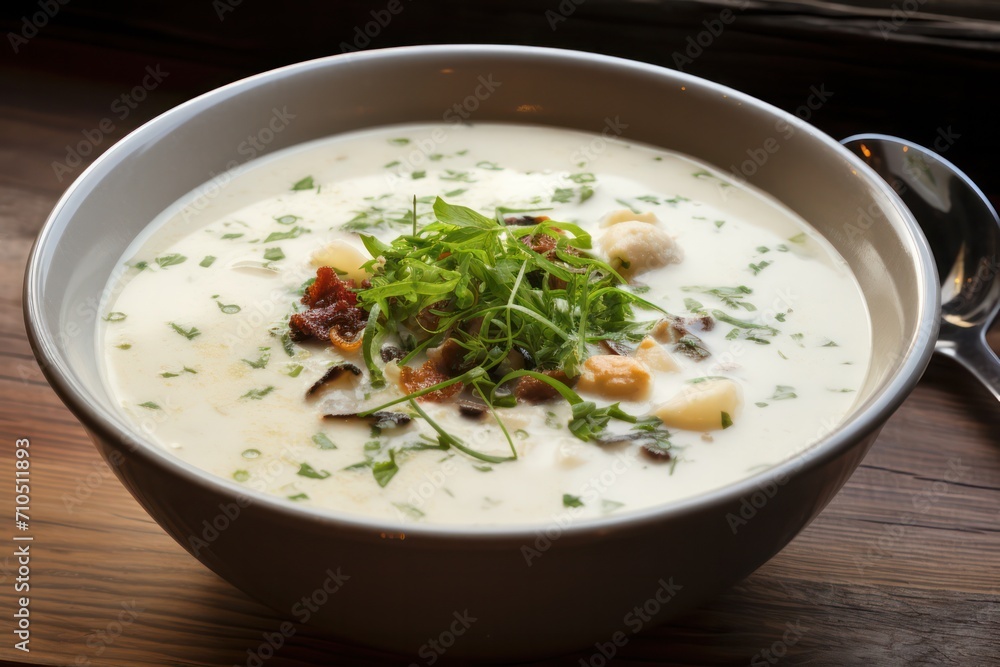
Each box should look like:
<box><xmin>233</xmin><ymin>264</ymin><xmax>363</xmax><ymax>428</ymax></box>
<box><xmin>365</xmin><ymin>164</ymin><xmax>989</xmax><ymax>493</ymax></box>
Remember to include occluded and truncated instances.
<box><xmin>843</xmin><ymin>133</ymin><xmax>1000</xmax><ymax>399</ymax></box>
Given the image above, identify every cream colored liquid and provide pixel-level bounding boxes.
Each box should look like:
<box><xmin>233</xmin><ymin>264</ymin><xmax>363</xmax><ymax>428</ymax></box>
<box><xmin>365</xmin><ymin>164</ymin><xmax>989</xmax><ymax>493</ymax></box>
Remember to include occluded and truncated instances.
<box><xmin>99</xmin><ymin>123</ymin><xmax>870</xmax><ymax>525</ymax></box>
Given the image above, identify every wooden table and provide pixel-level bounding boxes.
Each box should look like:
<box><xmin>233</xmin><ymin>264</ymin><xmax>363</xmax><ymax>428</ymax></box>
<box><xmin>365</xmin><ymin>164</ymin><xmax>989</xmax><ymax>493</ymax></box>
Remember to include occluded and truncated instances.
<box><xmin>1</xmin><ymin>2</ymin><xmax>998</xmax><ymax>664</ymax></box>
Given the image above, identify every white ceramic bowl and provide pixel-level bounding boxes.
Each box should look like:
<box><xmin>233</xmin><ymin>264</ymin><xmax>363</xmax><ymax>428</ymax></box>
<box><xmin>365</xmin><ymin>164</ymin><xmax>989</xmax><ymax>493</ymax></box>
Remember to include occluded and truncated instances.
<box><xmin>24</xmin><ymin>45</ymin><xmax>937</xmax><ymax>659</ymax></box>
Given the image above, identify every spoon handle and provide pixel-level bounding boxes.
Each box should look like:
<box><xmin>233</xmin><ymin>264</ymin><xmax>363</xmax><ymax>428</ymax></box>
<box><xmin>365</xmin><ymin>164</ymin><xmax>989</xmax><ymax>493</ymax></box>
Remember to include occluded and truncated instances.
<box><xmin>935</xmin><ymin>328</ymin><xmax>1000</xmax><ymax>402</ymax></box>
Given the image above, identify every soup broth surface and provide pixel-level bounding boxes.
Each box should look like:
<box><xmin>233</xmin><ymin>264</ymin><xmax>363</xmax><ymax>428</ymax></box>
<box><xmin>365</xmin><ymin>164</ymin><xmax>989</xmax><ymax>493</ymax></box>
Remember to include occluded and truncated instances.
<box><xmin>99</xmin><ymin>123</ymin><xmax>871</xmax><ymax>525</ymax></box>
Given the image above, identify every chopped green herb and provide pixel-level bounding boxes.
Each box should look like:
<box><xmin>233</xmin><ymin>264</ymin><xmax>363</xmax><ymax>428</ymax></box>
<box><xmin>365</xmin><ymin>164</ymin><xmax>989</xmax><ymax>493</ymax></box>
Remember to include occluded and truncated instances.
<box><xmin>775</xmin><ymin>312</ymin><xmax>787</xmax><ymax>322</ymax></box>
<box><xmin>601</xmin><ymin>499</ymin><xmax>625</xmax><ymax>513</ymax></box>
<box><xmin>168</xmin><ymin>322</ymin><xmax>201</xmax><ymax>340</ymax></box>
<box><xmin>444</xmin><ymin>188</ymin><xmax>467</xmax><ymax>197</ymax></box>
<box><xmin>263</xmin><ymin>247</ymin><xmax>285</xmax><ymax>262</ymax></box>
<box><xmin>562</xmin><ymin>494</ymin><xmax>584</xmax><ymax>508</ymax></box>
<box><xmin>297</xmin><ymin>462</ymin><xmax>331</xmax><ymax>479</ymax></box>
<box><xmin>749</xmin><ymin>260</ymin><xmax>772</xmax><ymax>275</ymax></box>
<box><xmin>568</xmin><ymin>172</ymin><xmax>595</xmax><ymax>183</ymax></box>
<box><xmin>721</xmin><ymin>411</ymin><xmax>734</xmax><ymax>429</ymax></box>
<box><xmin>138</xmin><ymin>401</ymin><xmax>160</xmax><ymax>410</ymax></box>
<box><xmin>287</xmin><ymin>493</ymin><xmax>309</xmax><ymax>501</ymax></box>
<box><xmin>275</xmin><ymin>215</ymin><xmax>301</xmax><ymax>225</ymax></box>
<box><xmin>579</xmin><ymin>185</ymin><xmax>594</xmax><ymax>202</ymax></box>
<box><xmin>828</xmin><ymin>388</ymin><xmax>855</xmax><ymax>393</ymax></box>
<box><xmin>103</xmin><ymin>312</ymin><xmax>127</xmax><ymax>322</ymax></box>
<box><xmin>473</xmin><ymin>464</ymin><xmax>493</xmax><ymax>472</ymax></box>
<box><xmin>264</xmin><ymin>226</ymin><xmax>310</xmax><ymax>243</ymax></box>
<box><xmin>552</xmin><ymin>188</ymin><xmax>575</xmax><ymax>203</ymax></box>
<box><xmin>312</xmin><ymin>433</ymin><xmax>337</xmax><ymax>450</ymax></box>
<box><xmin>755</xmin><ymin>401</ymin><xmax>769</xmax><ymax>408</ymax></box>
<box><xmin>440</xmin><ymin>169</ymin><xmax>475</xmax><ymax>182</ymax></box>
<box><xmin>116</xmin><ymin>343</ymin><xmax>132</xmax><ymax>350</ymax></box>
<box><xmin>771</xmin><ymin>385</ymin><xmax>798</xmax><ymax>400</ymax></box>
<box><xmin>388</xmin><ymin>138</ymin><xmax>410</xmax><ymax>146</ymax></box>
<box><xmin>756</xmin><ymin>246</ymin><xmax>770</xmax><ymax>254</ymax></box>
<box><xmin>241</xmin><ymin>449</ymin><xmax>261</xmax><ymax>459</ymax></box>
<box><xmin>788</xmin><ymin>232</ymin><xmax>807</xmax><ymax>244</ymax></box>
<box><xmin>155</xmin><ymin>253</ymin><xmax>187</xmax><ymax>269</ymax></box>
<box><xmin>131</xmin><ymin>260</ymin><xmax>148</xmax><ymax>271</ymax></box>
<box><xmin>240</xmin><ymin>386</ymin><xmax>275</xmax><ymax>400</ymax></box>
<box><xmin>372</xmin><ymin>455</ymin><xmax>399</xmax><ymax>487</ymax></box>
<box><xmin>284</xmin><ymin>364</ymin><xmax>304</xmax><ymax>377</ymax></box>
<box><xmin>822</xmin><ymin>339</ymin><xmax>839</xmax><ymax>347</ymax></box>
<box><xmin>412</xmin><ymin>170</ymin><xmax>426</xmax><ymax>180</ymax></box>
<box><xmin>221</xmin><ymin>232</ymin><xmax>244</xmax><ymax>240</ymax></box>
<box><xmin>232</xmin><ymin>470</ymin><xmax>250</xmax><ymax>482</ymax></box>
<box><xmin>714</xmin><ymin>220</ymin><xmax>726</xmax><ymax>229</ymax></box>
<box><xmin>291</xmin><ymin>176</ymin><xmax>315</xmax><ymax>191</ymax></box>
<box><xmin>217</xmin><ymin>301</ymin><xmax>241</xmax><ymax>315</ymax></box>
<box><xmin>160</xmin><ymin>371</ymin><xmax>179</xmax><ymax>378</ymax></box>
<box><xmin>683</xmin><ymin>297</ymin><xmax>705</xmax><ymax>314</ymax></box>
<box><xmin>393</xmin><ymin>502</ymin><xmax>425</xmax><ymax>519</ymax></box>
<box><xmin>199</xmin><ymin>255</ymin><xmax>216</xmax><ymax>268</ymax></box>
<box><xmin>242</xmin><ymin>347</ymin><xmax>270</xmax><ymax>369</ymax></box>
<box><xmin>682</xmin><ymin>285</ymin><xmax>755</xmax><ymax>311</ymax></box>
<box><xmin>477</xmin><ymin>161</ymin><xmax>503</xmax><ymax>171</ymax></box>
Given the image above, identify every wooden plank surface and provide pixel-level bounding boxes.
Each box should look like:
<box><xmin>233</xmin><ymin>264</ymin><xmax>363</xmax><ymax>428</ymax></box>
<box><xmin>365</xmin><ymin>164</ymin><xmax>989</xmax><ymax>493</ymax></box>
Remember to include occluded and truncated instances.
<box><xmin>1</xmin><ymin>2</ymin><xmax>999</xmax><ymax>665</ymax></box>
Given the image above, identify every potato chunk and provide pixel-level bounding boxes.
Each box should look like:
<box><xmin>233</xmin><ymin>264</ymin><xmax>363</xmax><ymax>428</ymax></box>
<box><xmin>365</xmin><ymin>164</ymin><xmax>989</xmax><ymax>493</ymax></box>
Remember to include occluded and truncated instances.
<box><xmin>601</xmin><ymin>208</ymin><xmax>660</xmax><ymax>227</ymax></box>
<box><xmin>652</xmin><ymin>378</ymin><xmax>742</xmax><ymax>432</ymax></box>
<box><xmin>311</xmin><ymin>241</ymin><xmax>370</xmax><ymax>284</ymax></box>
<box><xmin>599</xmin><ymin>221</ymin><xmax>682</xmax><ymax>279</ymax></box>
<box><xmin>576</xmin><ymin>355</ymin><xmax>652</xmax><ymax>400</ymax></box>
<box><xmin>634</xmin><ymin>336</ymin><xmax>680</xmax><ymax>373</ymax></box>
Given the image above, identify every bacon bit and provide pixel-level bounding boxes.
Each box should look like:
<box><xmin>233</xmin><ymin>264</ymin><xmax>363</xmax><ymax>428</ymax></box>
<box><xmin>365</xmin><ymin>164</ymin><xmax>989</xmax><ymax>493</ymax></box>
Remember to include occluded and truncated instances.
<box><xmin>306</xmin><ymin>362</ymin><xmax>361</xmax><ymax>396</ymax></box>
<box><xmin>329</xmin><ymin>328</ymin><xmax>363</xmax><ymax>353</ymax></box>
<box><xmin>640</xmin><ymin>442</ymin><xmax>673</xmax><ymax>462</ymax></box>
<box><xmin>303</xmin><ymin>266</ymin><xmax>357</xmax><ymax>309</ymax></box>
<box><xmin>514</xmin><ymin>369</ymin><xmax>574</xmax><ymax>403</ymax></box>
<box><xmin>415</xmin><ymin>300</ymin><xmax>449</xmax><ymax>333</ymax></box>
<box><xmin>427</xmin><ymin>338</ymin><xmax>474</xmax><ymax>376</ymax></box>
<box><xmin>399</xmin><ymin>361</ymin><xmax>463</xmax><ymax>402</ymax></box>
<box><xmin>504</xmin><ymin>215</ymin><xmax>550</xmax><ymax>226</ymax></box>
<box><xmin>600</xmin><ymin>339</ymin><xmax>634</xmax><ymax>356</ymax></box>
<box><xmin>380</xmin><ymin>345</ymin><xmax>405</xmax><ymax>363</ymax></box>
<box><xmin>519</xmin><ymin>231</ymin><xmax>559</xmax><ymax>258</ymax></box>
<box><xmin>289</xmin><ymin>267</ymin><xmax>366</xmax><ymax>343</ymax></box>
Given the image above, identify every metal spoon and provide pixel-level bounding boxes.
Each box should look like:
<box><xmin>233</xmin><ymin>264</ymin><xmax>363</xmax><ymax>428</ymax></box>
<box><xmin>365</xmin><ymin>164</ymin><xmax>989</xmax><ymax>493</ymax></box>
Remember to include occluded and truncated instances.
<box><xmin>842</xmin><ymin>133</ymin><xmax>1000</xmax><ymax>401</ymax></box>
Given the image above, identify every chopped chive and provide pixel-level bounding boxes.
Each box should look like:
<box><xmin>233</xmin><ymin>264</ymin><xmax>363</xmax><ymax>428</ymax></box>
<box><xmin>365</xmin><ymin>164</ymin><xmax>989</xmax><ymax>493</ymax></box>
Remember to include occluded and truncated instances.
<box><xmin>263</xmin><ymin>247</ymin><xmax>285</xmax><ymax>261</ymax></box>
<box><xmin>312</xmin><ymin>433</ymin><xmax>337</xmax><ymax>450</ymax></box>
<box><xmin>291</xmin><ymin>176</ymin><xmax>315</xmax><ymax>191</ymax></box>
<box><xmin>138</xmin><ymin>401</ymin><xmax>160</xmax><ymax>410</ymax></box>
<box><xmin>199</xmin><ymin>255</ymin><xmax>216</xmax><ymax>267</ymax></box>
<box><xmin>562</xmin><ymin>494</ymin><xmax>584</xmax><ymax>508</ymax></box>
<box><xmin>297</xmin><ymin>462</ymin><xmax>331</xmax><ymax>479</ymax></box>
<box><xmin>168</xmin><ymin>322</ymin><xmax>201</xmax><ymax>340</ymax></box>
<box><xmin>240</xmin><ymin>386</ymin><xmax>275</xmax><ymax>400</ymax></box>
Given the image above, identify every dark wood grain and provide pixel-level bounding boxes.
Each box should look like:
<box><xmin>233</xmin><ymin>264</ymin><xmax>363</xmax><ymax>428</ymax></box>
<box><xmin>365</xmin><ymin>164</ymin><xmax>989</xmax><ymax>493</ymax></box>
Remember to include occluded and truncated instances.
<box><xmin>0</xmin><ymin>2</ymin><xmax>998</xmax><ymax>665</ymax></box>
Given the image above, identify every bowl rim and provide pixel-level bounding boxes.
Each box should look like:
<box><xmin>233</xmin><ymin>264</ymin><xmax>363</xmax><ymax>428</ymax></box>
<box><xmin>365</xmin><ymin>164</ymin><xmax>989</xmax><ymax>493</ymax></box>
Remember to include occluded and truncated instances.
<box><xmin>23</xmin><ymin>43</ymin><xmax>940</xmax><ymax>543</ymax></box>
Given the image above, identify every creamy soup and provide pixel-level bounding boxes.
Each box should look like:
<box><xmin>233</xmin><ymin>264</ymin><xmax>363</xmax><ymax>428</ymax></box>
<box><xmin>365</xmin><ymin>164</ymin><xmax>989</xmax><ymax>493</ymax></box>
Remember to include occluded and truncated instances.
<box><xmin>98</xmin><ymin>123</ymin><xmax>870</xmax><ymax>525</ymax></box>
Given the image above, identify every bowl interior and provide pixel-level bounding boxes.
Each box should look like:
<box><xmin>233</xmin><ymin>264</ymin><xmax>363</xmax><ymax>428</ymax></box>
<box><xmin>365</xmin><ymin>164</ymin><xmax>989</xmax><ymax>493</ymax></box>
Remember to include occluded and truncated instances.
<box><xmin>26</xmin><ymin>45</ymin><xmax>936</xmax><ymax>528</ymax></box>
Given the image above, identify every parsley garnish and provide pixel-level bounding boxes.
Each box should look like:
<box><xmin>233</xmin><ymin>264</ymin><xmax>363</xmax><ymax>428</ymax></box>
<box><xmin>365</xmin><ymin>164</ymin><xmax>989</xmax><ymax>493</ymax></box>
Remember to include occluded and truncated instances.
<box><xmin>168</xmin><ymin>322</ymin><xmax>201</xmax><ymax>340</ymax></box>
<box><xmin>155</xmin><ymin>253</ymin><xmax>187</xmax><ymax>269</ymax></box>
<box><xmin>240</xmin><ymin>386</ymin><xmax>275</xmax><ymax>400</ymax></box>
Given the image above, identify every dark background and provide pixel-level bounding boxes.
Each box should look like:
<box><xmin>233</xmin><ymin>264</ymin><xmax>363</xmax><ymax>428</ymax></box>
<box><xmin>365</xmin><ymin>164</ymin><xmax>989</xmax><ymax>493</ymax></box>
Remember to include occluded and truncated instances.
<box><xmin>2</xmin><ymin>2</ymin><xmax>999</xmax><ymax>665</ymax></box>
<box><xmin>3</xmin><ymin>0</ymin><xmax>1000</xmax><ymax>206</ymax></box>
